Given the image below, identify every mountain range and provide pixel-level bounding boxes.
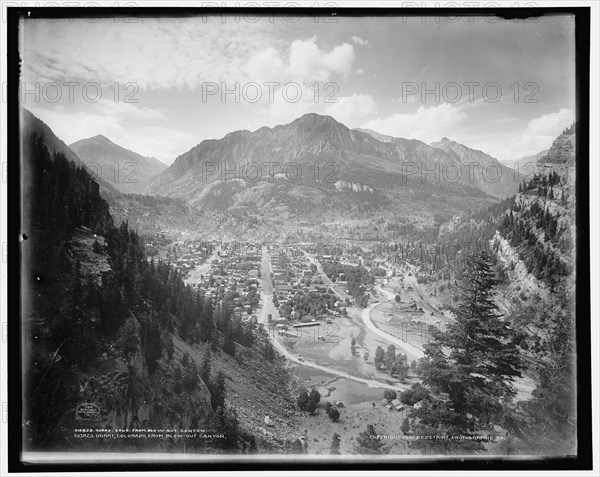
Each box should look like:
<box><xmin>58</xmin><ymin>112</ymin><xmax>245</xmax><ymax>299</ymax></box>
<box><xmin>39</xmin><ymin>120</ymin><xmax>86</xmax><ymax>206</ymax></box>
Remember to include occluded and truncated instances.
<box><xmin>143</xmin><ymin>114</ymin><xmax>521</xmax><ymax>239</ymax></box>
<box><xmin>23</xmin><ymin>110</ymin><xmax>533</xmax><ymax>240</ymax></box>
<box><xmin>150</xmin><ymin>113</ymin><xmax>520</xmax><ymax>202</ymax></box>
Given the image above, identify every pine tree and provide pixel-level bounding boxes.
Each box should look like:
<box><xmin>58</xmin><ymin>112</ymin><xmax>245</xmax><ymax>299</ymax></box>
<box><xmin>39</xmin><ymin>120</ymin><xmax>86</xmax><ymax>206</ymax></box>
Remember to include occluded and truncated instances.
<box><xmin>401</xmin><ymin>417</ymin><xmax>410</xmax><ymax>434</ymax></box>
<box><xmin>209</xmin><ymin>406</ymin><xmax>239</xmax><ymax>450</ymax></box>
<box><xmin>356</xmin><ymin>424</ymin><xmax>385</xmax><ymax>454</ymax></box>
<box><xmin>384</xmin><ymin>344</ymin><xmax>396</xmax><ymax>371</ymax></box>
<box><xmin>297</xmin><ymin>390</ymin><xmax>310</xmax><ymax>411</ymax></box>
<box><xmin>223</xmin><ymin>332</ymin><xmax>236</xmax><ymax>356</ymax></box>
<box><xmin>374</xmin><ymin>345</ymin><xmax>385</xmax><ymax>369</ymax></box>
<box><xmin>247</xmin><ymin>435</ymin><xmax>258</xmax><ymax>454</ymax></box>
<box><xmin>328</xmin><ymin>406</ymin><xmax>340</xmax><ymax>422</ymax></box>
<box><xmin>412</xmin><ymin>250</ymin><xmax>523</xmax><ymax>453</ymax></box>
<box><xmin>200</xmin><ymin>348</ymin><xmax>211</xmax><ymax>386</ymax></box>
<box><xmin>330</xmin><ymin>432</ymin><xmax>341</xmax><ymax>455</ymax></box>
<box><xmin>309</xmin><ymin>388</ymin><xmax>321</xmax><ymax>405</ymax></box>
<box><xmin>519</xmin><ymin>305</ymin><xmax>576</xmax><ymax>454</ymax></box>
<box><xmin>210</xmin><ymin>371</ymin><xmax>226</xmax><ymax>411</ymax></box>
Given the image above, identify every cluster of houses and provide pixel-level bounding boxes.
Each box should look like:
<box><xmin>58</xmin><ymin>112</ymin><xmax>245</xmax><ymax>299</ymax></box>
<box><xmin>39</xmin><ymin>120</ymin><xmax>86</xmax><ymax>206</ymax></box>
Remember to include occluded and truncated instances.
<box><xmin>166</xmin><ymin>238</ymin><xmax>215</xmax><ymax>272</ymax></box>
<box><xmin>267</xmin><ymin>245</ymin><xmax>345</xmax><ymax>330</ymax></box>
<box><xmin>383</xmin><ymin>397</ymin><xmax>429</xmax><ymax>412</ymax></box>
<box><xmin>185</xmin><ymin>242</ymin><xmax>263</xmax><ymax>322</ymax></box>
<box><xmin>386</xmin><ymin>398</ymin><xmax>405</xmax><ymax>412</ymax></box>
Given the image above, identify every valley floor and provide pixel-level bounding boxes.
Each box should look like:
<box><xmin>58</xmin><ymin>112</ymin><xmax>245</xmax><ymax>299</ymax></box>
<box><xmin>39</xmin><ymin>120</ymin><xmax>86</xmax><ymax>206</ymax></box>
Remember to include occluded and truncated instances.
<box><xmin>178</xmin><ymin>240</ymin><xmax>539</xmax><ymax>455</ymax></box>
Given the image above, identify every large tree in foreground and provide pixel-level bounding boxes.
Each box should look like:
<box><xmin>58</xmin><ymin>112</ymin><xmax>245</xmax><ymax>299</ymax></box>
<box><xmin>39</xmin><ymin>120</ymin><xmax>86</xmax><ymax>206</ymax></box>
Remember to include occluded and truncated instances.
<box><xmin>412</xmin><ymin>250</ymin><xmax>523</xmax><ymax>453</ymax></box>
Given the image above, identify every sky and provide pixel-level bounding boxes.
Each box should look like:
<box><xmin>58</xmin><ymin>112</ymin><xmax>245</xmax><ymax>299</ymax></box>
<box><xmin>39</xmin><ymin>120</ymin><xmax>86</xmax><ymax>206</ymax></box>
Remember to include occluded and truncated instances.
<box><xmin>21</xmin><ymin>13</ymin><xmax>576</xmax><ymax>165</ymax></box>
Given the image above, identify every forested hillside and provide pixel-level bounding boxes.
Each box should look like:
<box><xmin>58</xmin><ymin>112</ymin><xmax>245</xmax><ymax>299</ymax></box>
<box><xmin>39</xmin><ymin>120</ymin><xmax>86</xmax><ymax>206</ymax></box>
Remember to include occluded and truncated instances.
<box><xmin>399</xmin><ymin>125</ymin><xmax>577</xmax><ymax>455</ymax></box>
<box><xmin>22</xmin><ymin>132</ymin><xmax>298</xmax><ymax>453</ymax></box>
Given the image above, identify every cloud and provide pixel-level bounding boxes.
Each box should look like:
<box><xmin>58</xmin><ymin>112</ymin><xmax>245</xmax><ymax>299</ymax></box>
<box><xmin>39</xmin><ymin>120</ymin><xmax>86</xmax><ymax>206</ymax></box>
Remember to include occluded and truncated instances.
<box><xmin>23</xmin><ymin>19</ymin><xmax>357</xmax><ymax>91</ymax></box>
<box><xmin>94</xmin><ymin>100</ymin><xmax>167</xmax><ymax>121</ymax></box>
<box><xmin>286</xmin><ymin>38</ymin><xmax>355</xmax><ymax>83</ymax></box>
<box><xmin>244</xmin><ymin>47</ymin><xmax>286</xmax><ymax>84</ymax></box>
<box><xmin>361</xmin><ymin>103</ymin><xmax>468</xmax><ymax>143</ymax></box>
<box><xmin>492</xmin><ymin>117</ymin><xmax>518</xmax><ymax>124</ymax></box>
<box><xmin>502</xmin><ymin>108</ymin><xmax>575</xmax><ymax>159</ymax></box>
<box><xmin>447</xmin><ymin>108</ymin><xmax>575</xmax><ymax>162</ymax></box>
<box><xmin>23</xmin><ymin>18</ymin><xmax>280</xmax><ymax>90</ymax></box>
<box><xmin>522</xmin><ymin>108</ymin><xmax>574</xmax><ymax>136</ymax></box>
<box><xmin>323</xmin><ymin>93</ymin><xmax>377</xmax><ymax>126</ymax></box>
<box><xmin>351</xmin><ymin>36</ymin><xmax>369</xmax><ymax>46</ymax></box>
<box><xmin>258</xmin><ymin>85</ymin><xmax>376</xmax><ymax>128</ymax></box>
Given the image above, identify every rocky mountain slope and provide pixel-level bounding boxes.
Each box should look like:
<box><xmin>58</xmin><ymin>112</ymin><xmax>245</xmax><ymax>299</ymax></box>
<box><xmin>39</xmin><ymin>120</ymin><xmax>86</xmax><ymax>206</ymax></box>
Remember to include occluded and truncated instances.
<box><xmin>22</xmin><ymin>108</ymin><xmax>119</xmax><ymax>198</ymax></box>
<box><xmin>23</xmin><ymin>110</ymin><xmax>199</xmax><ymax>239</ymax></box>
<box><xmin>70</xmin><ymin>135</ymin><xmax>167</xmax><ymax>194</ymax></box>
<box><xmin>541</xmin><ymin>123</ymin><xmax>576</xmax><ymax>164</ymax></box>
<box><xmin>501</xmin><ymin>149</ymin><xmax>549</xmax><ymax>171</ymax></box>
<box><xmin>431</xmin><ymin>124</ymin><xmax>577</xmax><ymax>454</ymax></box>
<box><xmin>429</xmin><ymin>137</ymin><xmax>520</xmax><ymax>199</ymax></box>
<box><xmin>148</xmin><ymin>114</ymin><xmax>518</xmax><ymax>234</ymax></box>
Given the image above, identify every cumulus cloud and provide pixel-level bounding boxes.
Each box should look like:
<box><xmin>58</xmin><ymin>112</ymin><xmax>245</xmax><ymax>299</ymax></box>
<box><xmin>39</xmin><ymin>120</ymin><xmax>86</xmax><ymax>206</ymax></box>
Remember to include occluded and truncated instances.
<box><xmin>522</xmin><ymin>108</ymin><xmax>574</xmax><ymax>136</ymax></box>
<box><xmin>361</xmin><ymin>103</ymin><xmax>468</xmax><ymax>143</ymax></box>
<box><xmin>244</xmin><ymin>47</ymin><xmax>286</xmax><ymax>84</ymax></box>
<box><xmin>351</xmin><ymin>36</ymin><xmax>369</xmax><ymax>46</ymax></box>
<box><xmin>503</xmin><ymin>108</ymin><xmax>575</xmax><ymax>158</ymax></box>
<box><xmin>286</xmin><ymin>38</ymin><xmax>355</xmax><ymax>83</ymax></box>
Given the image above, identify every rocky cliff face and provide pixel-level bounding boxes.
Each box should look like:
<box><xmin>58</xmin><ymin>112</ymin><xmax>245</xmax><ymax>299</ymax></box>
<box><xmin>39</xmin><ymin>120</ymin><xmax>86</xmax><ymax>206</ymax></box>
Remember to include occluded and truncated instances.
<box><xmin>541</xmin><ymin>123</ymin><xmax>575</xmax><ymax>164</ymax></box>
<box><xmin>491</xmin><ymin>230</ymin><xmax>548</xmax><ymax>299</ymax></box>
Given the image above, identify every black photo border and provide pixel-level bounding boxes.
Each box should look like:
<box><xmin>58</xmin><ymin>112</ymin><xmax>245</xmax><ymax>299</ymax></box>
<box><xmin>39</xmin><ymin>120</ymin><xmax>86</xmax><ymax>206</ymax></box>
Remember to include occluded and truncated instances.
<box><xmin>5</xmin><ymin>4</ymin><xmax>592</xmax><ymax>473</ymax></box>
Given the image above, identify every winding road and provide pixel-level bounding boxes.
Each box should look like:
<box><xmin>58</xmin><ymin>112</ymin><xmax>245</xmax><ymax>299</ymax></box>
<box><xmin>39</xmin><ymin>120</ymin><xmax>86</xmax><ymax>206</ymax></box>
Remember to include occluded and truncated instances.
<box><xmin>258</xmin><ymin>247</ymin><xmax>411</xmax><ymax>392</ymax></box>
<box><xmin>257</xmin><ymin>248</ymin><xmax>534</xmax><ymax>400</ymax></box>
<box><xmin>360</xmin><ymin>301</ymin><xmax>425</xmax><ymax>360</ymax></box>
<box><xmin>306</xmin><ymin>250</ymin><xmax>425</xmax><ymax>359</ymax></box>
<box><xmin>260</xmin><ymin>301</ymin><xmax>410</xmax><ymax>392</ymax></box>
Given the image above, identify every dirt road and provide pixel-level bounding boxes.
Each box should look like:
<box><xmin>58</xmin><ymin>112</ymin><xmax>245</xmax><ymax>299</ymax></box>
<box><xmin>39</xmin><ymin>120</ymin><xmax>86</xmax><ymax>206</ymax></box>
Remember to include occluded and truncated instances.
<box><xmin>360</xmin><ymin>302</ymin><xmax>424</xmax><ymax>360</ymax></box>
<box><xmin>183</xmin><ymin>250</ymin><xmax>218</xmax><ymax>286</ymax></box>
<box><xmin>258</xmin><ymin>247</ymin><xmax>410</xmax><ymax>392</ymax></box>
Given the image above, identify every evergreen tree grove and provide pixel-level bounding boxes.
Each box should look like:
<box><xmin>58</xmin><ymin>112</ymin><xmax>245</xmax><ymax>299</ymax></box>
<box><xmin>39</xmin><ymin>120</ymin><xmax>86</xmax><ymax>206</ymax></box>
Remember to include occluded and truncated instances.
<box><xmin>411</xmin><ymin>250</ymin><xmax>523</xmax><ymax>453</ymax></box>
